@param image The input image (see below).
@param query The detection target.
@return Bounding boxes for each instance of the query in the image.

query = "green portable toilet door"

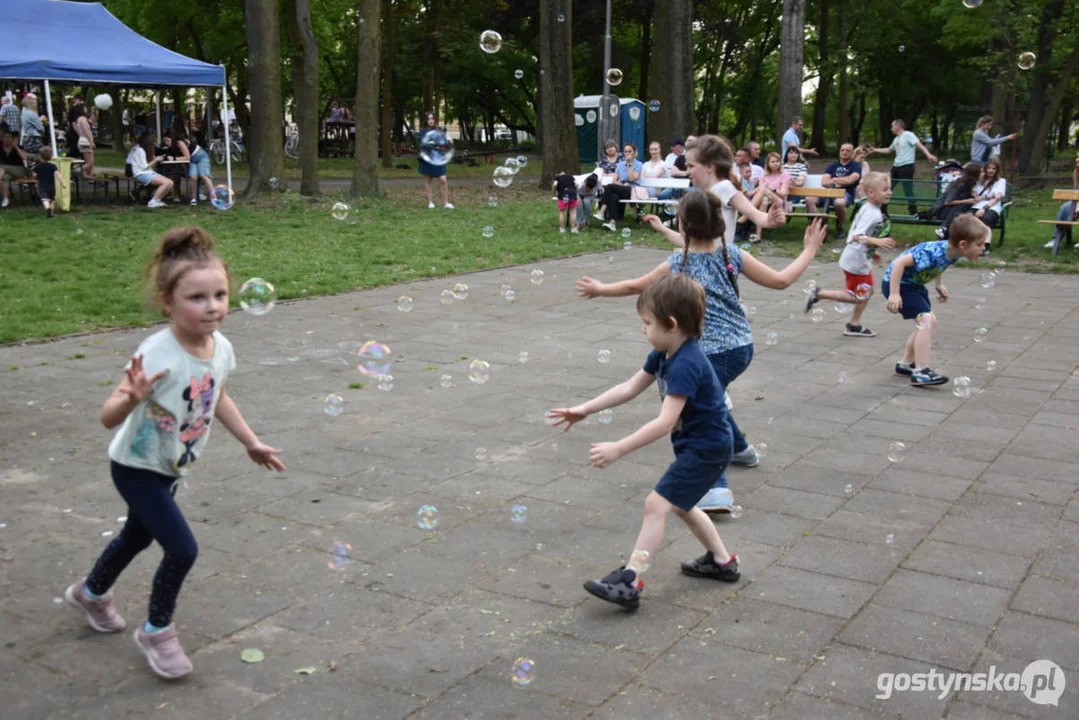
[576,106,598,164]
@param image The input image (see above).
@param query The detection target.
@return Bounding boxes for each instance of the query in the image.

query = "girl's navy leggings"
[85,461,199,628]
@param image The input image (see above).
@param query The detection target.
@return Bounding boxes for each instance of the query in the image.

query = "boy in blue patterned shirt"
[883,214,990,386]
[549,274,740,610]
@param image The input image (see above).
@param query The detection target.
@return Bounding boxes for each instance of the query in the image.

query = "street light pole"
[597,0,616,164]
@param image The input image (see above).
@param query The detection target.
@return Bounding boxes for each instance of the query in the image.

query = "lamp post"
[596,0,617,164]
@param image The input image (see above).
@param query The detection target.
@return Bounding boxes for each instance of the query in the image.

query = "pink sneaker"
[64,581,126,633]
[134,625,193,679]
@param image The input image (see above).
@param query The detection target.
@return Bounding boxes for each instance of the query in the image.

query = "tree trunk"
[285,0,321,196]
[836,0,848,145]
[1057,96,1073,151]
[651,0,694,148]
[1018,0,1065,174]
[380,0,396,169]
[1022,41,1079,174]
[809,0,830,152]
[637,1,654,109]
[242,0,285,199]
[423,0,440,113]
[351,0,382,197]
[778,0,806,149]
[538,0,577,187]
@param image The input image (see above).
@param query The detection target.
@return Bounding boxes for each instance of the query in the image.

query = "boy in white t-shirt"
[805,172,896,337]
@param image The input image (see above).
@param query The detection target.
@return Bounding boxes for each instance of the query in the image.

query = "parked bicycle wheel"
[210,140,226,165]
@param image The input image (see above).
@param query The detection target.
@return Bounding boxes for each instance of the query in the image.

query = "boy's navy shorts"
[882,279,931,321]
[655,447,731,512]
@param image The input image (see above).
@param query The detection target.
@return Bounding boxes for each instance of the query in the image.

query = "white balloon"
[94,94,113,110]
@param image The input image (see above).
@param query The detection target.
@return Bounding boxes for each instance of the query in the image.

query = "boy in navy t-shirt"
[884,214,989,387]
[549,274,740,610]
[32,145,66,219]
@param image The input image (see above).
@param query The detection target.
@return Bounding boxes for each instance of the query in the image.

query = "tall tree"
[809,0,831,152]
[380,0,396,169]
[538,0,577,186]
[351,0,382,197]
[651,0,695,144]
[285,0,320,195]
[243,0,285,198]
[777,0,806,148]
[836,0,849,144]
[1017,0,1077,174]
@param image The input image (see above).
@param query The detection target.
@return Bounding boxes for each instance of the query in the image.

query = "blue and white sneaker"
[697,487,735,514]
[731,445,760,467]
[895,361,915,376]
[911,367,948,387]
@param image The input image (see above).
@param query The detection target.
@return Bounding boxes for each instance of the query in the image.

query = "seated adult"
[931,161,981,239]
[822,142,863,238]
[19,94,45,155]
[600,142,642,232]
[781,145,818,215]
[972,158,1007,255]
[160,130,191,202]
[734,146,764,183]
[0,130,30,208]
[127,132,173,208]
[593,140,621,220]
[747,152,790,238]
[1045,151,1079,250]
[663,137,689,178]
[641,141,673,199]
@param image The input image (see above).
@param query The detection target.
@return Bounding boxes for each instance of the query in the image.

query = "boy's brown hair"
[948,214,990,247]
[636,274,706,339]
[39,145,53,161]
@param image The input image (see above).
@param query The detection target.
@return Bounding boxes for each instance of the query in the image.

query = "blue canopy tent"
[0,0,233,192]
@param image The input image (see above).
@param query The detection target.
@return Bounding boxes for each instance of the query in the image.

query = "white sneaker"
[571,226,579,234]
[428,202,436,209]
[559,227,566,233]
[1,197,8,208]
[444,203,455,209]
[603,221,617,232]
[147,199,165,208]
[1044,240,1056,248]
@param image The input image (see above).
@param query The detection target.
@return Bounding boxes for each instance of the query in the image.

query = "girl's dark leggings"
[85,461,199,628]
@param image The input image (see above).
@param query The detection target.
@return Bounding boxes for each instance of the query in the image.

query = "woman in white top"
[646,134,783,246]
[641,141,670,198]
[782,145,818,215]
[127,132,173,207]
[972,157,1006,237]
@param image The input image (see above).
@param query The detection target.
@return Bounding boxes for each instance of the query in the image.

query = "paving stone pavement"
[2,249,1078,719]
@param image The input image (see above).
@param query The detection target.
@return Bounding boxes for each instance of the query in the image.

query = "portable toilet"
[573,95,647,164]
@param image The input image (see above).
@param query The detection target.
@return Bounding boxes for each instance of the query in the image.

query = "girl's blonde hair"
[686,134,735,184]
[146,226,230,313]
[764,151,782,173]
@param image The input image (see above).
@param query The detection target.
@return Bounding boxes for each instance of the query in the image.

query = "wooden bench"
[619,177,691,214]
[1037,189,1079,256]
[788,175,842,221]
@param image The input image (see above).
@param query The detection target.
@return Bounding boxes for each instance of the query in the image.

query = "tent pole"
[220,77,233,198]
[155,92,162,139]
[43,79,57,156]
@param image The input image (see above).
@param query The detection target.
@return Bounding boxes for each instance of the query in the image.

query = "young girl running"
[577,191,826,513]
[64,227,286,680]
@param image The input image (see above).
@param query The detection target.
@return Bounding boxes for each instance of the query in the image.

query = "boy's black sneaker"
[583,567,641,609]
[895,361,915,376]
[843,324,876,337]
[804,287,821,314]
[680,552,740,582]
[911,368,947,387]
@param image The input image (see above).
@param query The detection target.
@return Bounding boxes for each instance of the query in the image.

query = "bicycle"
[284,122,299,160]
[209,123,245,165]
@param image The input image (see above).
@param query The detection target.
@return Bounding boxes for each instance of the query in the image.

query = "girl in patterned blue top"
[577,190,826,513]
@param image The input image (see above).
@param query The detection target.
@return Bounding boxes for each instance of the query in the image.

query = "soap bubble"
[623,241,632,250]
[453,283,469,300]
[396,296,413,312]
[962,0,983,7]
[488,196,499,207]
[606,68,624,86]
[331,202,350,221]
[510,504,527,524]
[475,447,488,461]
[377,374,394,392]
[1017,52,1036,71]
[765,332,778,346]
[986,360,997,372]
[598,409,613,424]
[516,156,528,168]
[469,359,491,384]
[844,484,853,494]
[479,30,503,54]
[885,533,895,545]
[327,540,351,570]
[649,100,661,113]
[887,441,906,463]
[597,349,611,364]
[482,226,494,238]
[898,45,905,53]
[973,327,988,343]
[980,271,996,288]
[440,374,453,388]
[324,393,344,417]
[953,376,972,398]
[419,130,454,166]
[514,69,524,80]
[629,549,652,572]
[493,166,515,188]
[754,443,767,458]
[838,371,848,384]
[729,504,743,519]
[804,280,818,295]
[501,283,513,294]
[557,13,565,22]
[518,351,529,364]
[915,312,934,330]
[239,278,277,316]
[854,283,872,301]
[544,411,560,425]
[441,289,457,305]
[416,504,439,530]
[211,185,234,211]
[975,297,986,310]
[511,657,536,687]
[268,177,278,190]
[834,303,853,315]
[995,260,1006,273]
[811,308,825,323]
[530,269,544,285]
[357,341,392,377]
[621,227,631,239]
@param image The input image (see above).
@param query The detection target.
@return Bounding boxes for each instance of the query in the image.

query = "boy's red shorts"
[844,270,874,296]
[557,199,579,211]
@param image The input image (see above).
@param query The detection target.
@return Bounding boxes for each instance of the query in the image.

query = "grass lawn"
[0,183,1072,345]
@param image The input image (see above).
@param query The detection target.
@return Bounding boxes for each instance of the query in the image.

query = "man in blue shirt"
[869,118,937,216]
[822,142,863,238]
[781,116,818,162]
